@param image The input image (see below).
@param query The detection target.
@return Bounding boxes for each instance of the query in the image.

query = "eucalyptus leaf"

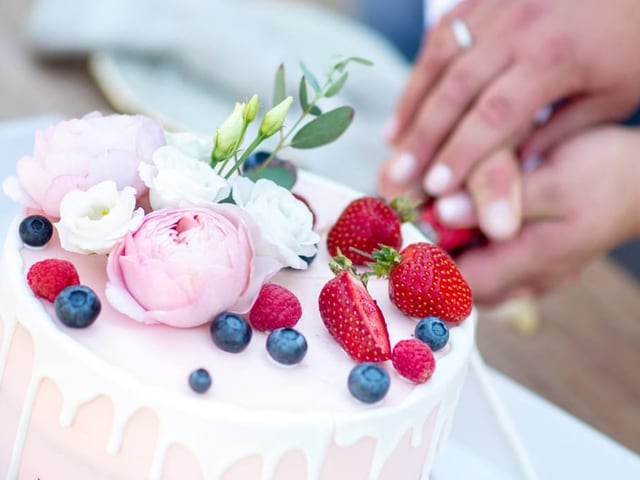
[325,72,348,98]
[332,56,374,72]
[299,62,320,92]
[309,105,322,116]
[299,76,310,111]
[273,64,286,107]
[290,106,354,149]
[245,161,297,189]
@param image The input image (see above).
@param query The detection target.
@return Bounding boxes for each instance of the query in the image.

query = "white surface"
[2,116,640,479]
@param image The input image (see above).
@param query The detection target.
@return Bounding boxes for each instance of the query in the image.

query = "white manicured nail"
[437,193,473,223]
[424,164,452,195]
[483,200,517,239]
[388,152,416,184]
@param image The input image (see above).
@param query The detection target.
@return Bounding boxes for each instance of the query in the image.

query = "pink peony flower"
[105,205,283,328]
[2,112,165,218]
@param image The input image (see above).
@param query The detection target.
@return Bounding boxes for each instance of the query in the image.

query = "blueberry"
[299,244,318,266]
[243,151,273,171]
[415,316,449,351]
[347,363,390,404]
[210,312,252,353]
[54,285,101,328]
[266,327,308,365]
[19,215,53,247]
[188,368,212,393]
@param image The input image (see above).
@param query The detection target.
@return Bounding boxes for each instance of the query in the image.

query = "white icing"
[0,171,476,479]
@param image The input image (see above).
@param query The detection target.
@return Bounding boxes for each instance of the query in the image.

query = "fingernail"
[387,152,416,184]
[437,193,473,223]
[424,164,452,195]
[383,117,399,141]
[483,200,517,239]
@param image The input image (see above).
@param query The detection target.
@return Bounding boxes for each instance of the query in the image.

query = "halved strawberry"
[371,242,472,324]
[318,255,391,362]
[326,196,416,265]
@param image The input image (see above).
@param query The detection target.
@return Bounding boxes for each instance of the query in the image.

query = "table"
[3,0,640,462]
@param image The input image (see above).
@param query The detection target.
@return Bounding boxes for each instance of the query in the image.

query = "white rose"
[232,176,319,269]
[55,181,144,255]
[139,144,230,210]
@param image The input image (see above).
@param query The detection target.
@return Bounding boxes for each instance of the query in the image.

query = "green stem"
[225,134,266,179]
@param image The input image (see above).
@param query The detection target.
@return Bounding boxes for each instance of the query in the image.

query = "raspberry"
[27,259,80,302]
[391,339,436,384]
[249,283,302,332]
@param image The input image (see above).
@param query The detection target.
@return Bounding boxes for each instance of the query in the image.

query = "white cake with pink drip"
[0,68,476,479]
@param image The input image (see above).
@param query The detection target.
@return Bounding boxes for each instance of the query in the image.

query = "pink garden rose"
[105,204,282,328]
[2,112,165,218]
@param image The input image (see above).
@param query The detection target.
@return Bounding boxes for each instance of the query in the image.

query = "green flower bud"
[243,94,260,123]
[259,96,293,138]
[212,102,245,162]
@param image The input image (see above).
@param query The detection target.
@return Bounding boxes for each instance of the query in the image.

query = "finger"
[394,40,512,175]
[455,223,555,302]
[422,58,581,196]
[466,148,522,240]
[520,93,636,158]
[519,158,568,221]
[384,0,485,143]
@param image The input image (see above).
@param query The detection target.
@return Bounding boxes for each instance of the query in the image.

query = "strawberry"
[392,339,436,384]
[416,201,485,255]
[249,283,302,332]
[318,255,391,362]
[371,242,472,324]
[326,196,417,265]
[27,258,80,302]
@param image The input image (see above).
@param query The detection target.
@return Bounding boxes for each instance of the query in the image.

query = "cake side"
[0,170,476,479]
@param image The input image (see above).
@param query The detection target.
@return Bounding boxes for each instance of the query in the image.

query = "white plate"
[87,4,411,195]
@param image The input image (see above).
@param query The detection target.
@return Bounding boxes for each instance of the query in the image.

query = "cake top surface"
[1,58,474,416]
[7,170,475,415]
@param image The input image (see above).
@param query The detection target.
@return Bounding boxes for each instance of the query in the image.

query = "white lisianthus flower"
[139,144,230,210]
[55,181,144,255]
[232,176,319,269]
[164,131,212,163]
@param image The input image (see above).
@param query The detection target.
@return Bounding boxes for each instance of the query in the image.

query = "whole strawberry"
[327,196,416,265]
[318,255,391,362]
[372,242,472,324]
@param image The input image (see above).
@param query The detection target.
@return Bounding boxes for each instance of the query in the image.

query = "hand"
[378,0,640,202]
[452,126,640,306]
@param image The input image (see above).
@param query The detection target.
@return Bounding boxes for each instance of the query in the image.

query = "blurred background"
[1,0,639,460]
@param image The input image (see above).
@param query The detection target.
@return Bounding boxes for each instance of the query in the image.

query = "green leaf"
[299,76,310,111]
[290,106,354,149]
[325,71,348,98]
[299,62,320,93]
[245,161,297,190]
[309,105,322,116]
[273,64,286,107]
[300,77,323,116]
[331,56,374,72]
